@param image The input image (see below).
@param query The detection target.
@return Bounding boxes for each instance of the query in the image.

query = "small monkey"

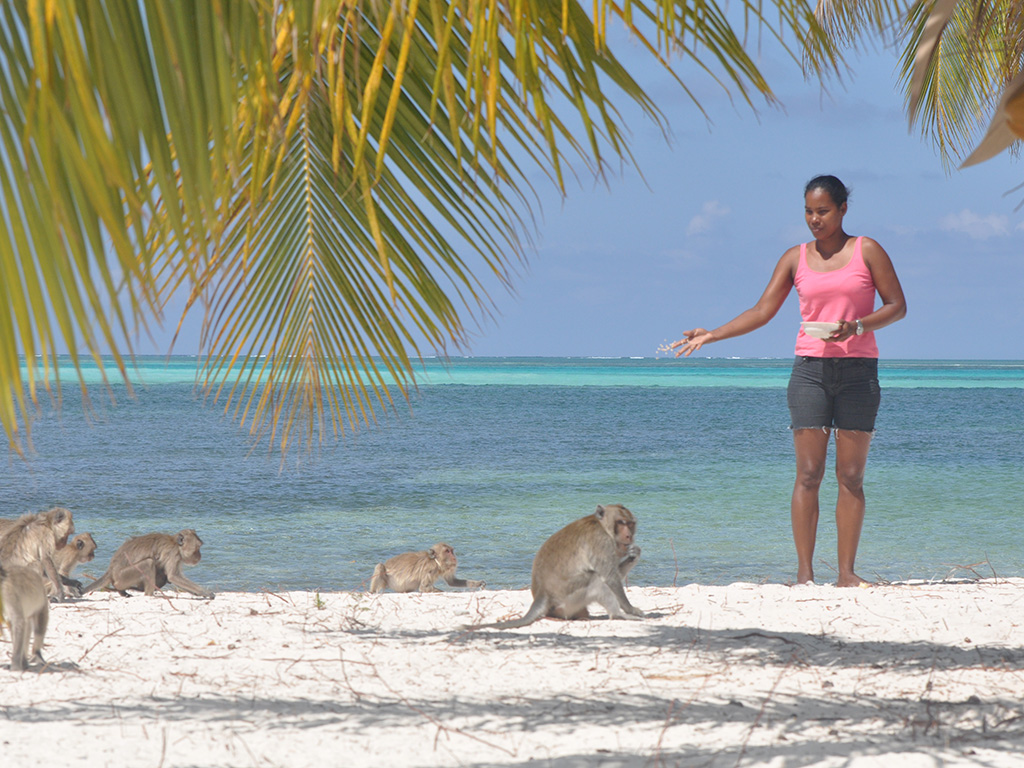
[370,543,485,593]
[470,504,644,630]
[49,532,98,598]
[83,529,214,599]
[0,565,50,671]
[0,507,74,602]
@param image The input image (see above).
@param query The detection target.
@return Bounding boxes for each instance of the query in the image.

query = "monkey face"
[433,543,458,570]
[75,535,97,562]
[178,530,204,565]
[613,517,635,555]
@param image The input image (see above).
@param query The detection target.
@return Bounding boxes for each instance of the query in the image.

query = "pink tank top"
[794,236,879,358]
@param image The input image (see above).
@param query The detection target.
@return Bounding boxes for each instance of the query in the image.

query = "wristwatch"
[855,319,864,336]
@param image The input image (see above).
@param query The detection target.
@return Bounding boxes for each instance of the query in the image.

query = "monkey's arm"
[618,545,641,578]
[41,554,65,602]
[168,570,215,598]
[605,572,645,618]
[60,574,84,597]
[443,574,485,589]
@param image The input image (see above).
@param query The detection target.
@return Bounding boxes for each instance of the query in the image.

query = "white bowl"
[801,321,841,339]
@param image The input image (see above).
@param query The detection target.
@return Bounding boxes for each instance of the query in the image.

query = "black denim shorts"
[787,356,881,432]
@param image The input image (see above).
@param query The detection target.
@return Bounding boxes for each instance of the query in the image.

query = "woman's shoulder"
[775,243,802,275]
[780,242,803,262]
[856,236,892,262]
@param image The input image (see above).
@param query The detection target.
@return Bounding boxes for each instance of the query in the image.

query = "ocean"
[5,357,1023,592]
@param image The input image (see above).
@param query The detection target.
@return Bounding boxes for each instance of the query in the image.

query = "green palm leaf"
[814,0,1024,167]
[4,0,841,456]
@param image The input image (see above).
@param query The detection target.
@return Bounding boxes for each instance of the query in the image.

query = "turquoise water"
[6,357,1024,592]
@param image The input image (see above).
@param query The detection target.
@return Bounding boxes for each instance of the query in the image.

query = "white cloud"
[687,200,730,236]
[939,209,1012,240]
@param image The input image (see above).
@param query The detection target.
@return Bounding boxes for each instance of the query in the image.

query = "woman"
[671,175,906,587]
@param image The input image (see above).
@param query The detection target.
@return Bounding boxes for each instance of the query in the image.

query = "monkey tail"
[464,596,549,631]
[369,564,387,593]
[81,570,113,595]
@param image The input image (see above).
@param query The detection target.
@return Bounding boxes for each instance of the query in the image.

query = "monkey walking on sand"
[467,504,644,630]
[83,530,214,599]
[370,543,485,593]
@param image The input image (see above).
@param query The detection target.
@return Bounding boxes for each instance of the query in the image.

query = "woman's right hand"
[670,328,714,357]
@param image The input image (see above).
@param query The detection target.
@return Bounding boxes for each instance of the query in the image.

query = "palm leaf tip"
[961,68,1024,168]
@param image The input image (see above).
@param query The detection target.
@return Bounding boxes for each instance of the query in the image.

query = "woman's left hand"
[827,319,858,342]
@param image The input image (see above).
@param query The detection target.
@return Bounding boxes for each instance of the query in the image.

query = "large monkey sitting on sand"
[469,504,643,629]
[83,530,214,599]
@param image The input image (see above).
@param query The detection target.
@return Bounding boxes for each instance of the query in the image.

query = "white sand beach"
[3,580,1024,767]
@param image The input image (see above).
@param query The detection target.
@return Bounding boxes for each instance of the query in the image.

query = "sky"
[156,25,1024,362]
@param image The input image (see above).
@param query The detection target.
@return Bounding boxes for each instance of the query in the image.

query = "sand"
[3,579,1024,767]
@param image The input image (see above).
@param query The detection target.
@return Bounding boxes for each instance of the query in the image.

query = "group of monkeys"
[0,506,213,671]
[1,501,642,671]
[371,503,645,630]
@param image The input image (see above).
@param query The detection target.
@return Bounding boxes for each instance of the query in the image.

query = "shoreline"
[3,580,1024,767]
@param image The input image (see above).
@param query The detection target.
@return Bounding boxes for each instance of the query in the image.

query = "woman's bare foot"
[837,572,870,588]
[797,565,814,585]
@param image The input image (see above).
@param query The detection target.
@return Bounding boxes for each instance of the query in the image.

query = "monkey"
[468,504,644,630]
[0,507,74,542]
[370,542,485,593]
[82,529,214,599]
[48,533,98,598]
[0,565,50,671]
[0,507,74,602]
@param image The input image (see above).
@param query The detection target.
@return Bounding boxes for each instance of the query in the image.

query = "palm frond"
[813,0,913,46]
[815,0,1024,166]
[898,0,1024,166]
[4,0,848,456]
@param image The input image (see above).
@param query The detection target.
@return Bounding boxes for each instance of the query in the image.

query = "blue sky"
[156,31,1023,362]
[450,40,1024,361]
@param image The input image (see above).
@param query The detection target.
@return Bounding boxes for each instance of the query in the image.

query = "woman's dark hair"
[804,175,850,206]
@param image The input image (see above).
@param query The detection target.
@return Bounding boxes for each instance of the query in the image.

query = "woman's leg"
[833,429,873,587]
[791,427,830,584]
